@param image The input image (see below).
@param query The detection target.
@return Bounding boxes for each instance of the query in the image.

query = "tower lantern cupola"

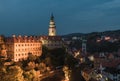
[48,14,56,36]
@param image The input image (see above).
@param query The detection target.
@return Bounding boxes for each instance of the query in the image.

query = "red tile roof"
[5,35,41,43]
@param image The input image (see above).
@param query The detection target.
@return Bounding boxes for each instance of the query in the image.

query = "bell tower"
[48,14,56,36]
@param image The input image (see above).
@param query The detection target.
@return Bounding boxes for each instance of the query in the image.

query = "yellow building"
[6,35,42,62]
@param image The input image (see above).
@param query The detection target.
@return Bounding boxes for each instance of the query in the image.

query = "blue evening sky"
[0,0,120,36]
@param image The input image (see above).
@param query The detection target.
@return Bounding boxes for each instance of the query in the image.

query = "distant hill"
[62,29,120,39]
[62,33,84,38]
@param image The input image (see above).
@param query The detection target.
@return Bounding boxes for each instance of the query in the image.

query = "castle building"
[6,35,42,62]
[40,14,63,49]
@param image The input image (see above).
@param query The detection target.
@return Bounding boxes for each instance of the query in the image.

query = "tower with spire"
[48,14,56,36]
[40,13,63,49]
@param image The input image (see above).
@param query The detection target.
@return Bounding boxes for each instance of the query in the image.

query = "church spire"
[50,13,54,20]
[48,13,56,36]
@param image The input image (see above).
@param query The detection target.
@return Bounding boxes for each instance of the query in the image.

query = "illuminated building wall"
[48,14,56,36]
[40,36,63,49]
[6,35,42,62]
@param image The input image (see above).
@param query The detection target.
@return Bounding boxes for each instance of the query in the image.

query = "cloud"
[96,0,120,9]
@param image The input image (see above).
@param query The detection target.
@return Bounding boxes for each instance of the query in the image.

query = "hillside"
[62,29,120,39]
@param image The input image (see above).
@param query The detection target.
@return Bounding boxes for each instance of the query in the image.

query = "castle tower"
[48,14,56,36]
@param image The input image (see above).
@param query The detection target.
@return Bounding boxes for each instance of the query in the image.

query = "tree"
[45,57,52,67]
[41,45,49,59]
[25,61,36,71]
[0,58,5,67]
[28,53,37,61]
[3,65,24,81]
[49,48,66,67]
[37,62,47,74]
[0,66,7,80]
[24,69,38,81]
[64,54,78,68]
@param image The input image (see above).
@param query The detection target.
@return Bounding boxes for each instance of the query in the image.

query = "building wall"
[6,35,42,62]
[41,40,63,49]
[40,36,63,49]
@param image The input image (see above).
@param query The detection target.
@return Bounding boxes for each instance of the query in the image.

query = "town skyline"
[0,0,120,36]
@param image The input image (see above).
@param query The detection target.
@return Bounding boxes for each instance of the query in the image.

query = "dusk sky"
[0,0,120,36]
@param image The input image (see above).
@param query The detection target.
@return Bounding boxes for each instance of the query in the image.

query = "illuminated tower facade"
[48,14,56,36]
[40,14,63,49]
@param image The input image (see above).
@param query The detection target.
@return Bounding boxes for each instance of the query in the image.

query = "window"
[16,59,18,61]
